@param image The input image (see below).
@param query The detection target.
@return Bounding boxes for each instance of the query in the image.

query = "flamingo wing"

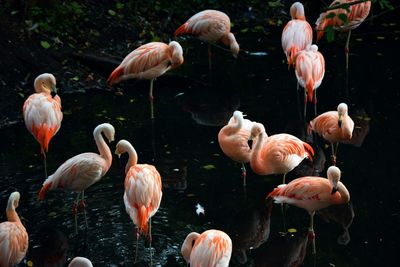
[124,164,162,233]
[311,111,339,140]
[282,20,312,65]
[23,93,63,152]
[0,222,28,267]
[44,153,107,191]
[191,230,232,267]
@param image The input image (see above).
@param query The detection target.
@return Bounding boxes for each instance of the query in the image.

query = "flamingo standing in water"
[309,103,354,165]
[0,192,29,267]
[315,0,371,70]
[23,73,63,179]
[281,2,313,68]
[218,110,255,186]
[107,41,184,119]
[68,257,93,267]
[174,9,240,69]
[250,122,314,184]
[295,44,325,118]
[181,229,232,267]
[115,139,162,265]
[38,123,115,234]
[268,165,350,255]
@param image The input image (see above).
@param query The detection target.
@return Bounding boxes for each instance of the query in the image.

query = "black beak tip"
[51,91,57,97]
[338,121,342,128]
[331,187,338,194]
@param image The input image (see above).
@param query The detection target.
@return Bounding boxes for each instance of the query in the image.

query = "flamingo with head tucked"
[268,165,350,255]
[309,103,354,165]
[218,110,255,186]
[174,9,239,69]
[115,139,162,265]
[68,257,93,267]
[281,2,313,68]
[181,229,232,267]
[0,192,29,267]
[23,73,63,179]
[107,41,184,119]
[295,44,325,118]
[38,123,115,234]
[315,0,371,70]
[250,122,314,184]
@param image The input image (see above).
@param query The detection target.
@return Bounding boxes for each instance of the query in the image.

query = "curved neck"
[181,232,200,263]
[337,182,350,203]
[124,144,138,174]
[6,203,21,224]
[94,127,112,169]
[251,129,268,170]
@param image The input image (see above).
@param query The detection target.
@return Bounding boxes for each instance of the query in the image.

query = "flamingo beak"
[331,186,338,194]
[338,114,343,128]
[51,86,58,97]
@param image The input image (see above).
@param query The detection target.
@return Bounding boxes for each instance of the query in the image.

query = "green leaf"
[116,2,124,9]
[338,13,348,24]
[202,164,216,170]
[40,41,51,49]
[108,9,116,16]
[70,76,79,81]
[326,12,336,19]
[116,116,126,121]
[326,25,335,42]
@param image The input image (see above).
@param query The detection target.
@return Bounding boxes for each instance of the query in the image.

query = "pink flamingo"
[181,229,232,267]
[68,257,93,267]
[23,73,63,179]
[250,122,314,184]
[38,123,115,234]
[0,192,29,267]
[295,44,325,117]
[268,165,350,255]
[218,110,255,186]
[115,139,162,265]
[309,103,354,165]
[174,9,240,69]
[315,0,371,70]
[107,41,184,119]
[281,2,313,68]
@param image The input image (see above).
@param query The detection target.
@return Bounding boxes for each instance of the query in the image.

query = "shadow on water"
[0,9,399,267]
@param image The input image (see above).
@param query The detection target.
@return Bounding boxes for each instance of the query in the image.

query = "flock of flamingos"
[0,0,372,266]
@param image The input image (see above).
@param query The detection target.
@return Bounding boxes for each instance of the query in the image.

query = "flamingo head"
[169,41,184,68]
[114,139,130,158]
[250,122,266,140]
[327,166,341,194]
[337,103,348,128]
[7,191,20,210]
[94,123,115,143]
[290,2,306,20]
[181,232,200,264]
[34,73,57,95]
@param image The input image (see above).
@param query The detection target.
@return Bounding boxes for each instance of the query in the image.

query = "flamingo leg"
[73,192,81,234]
[241,162,247,187]
[81,191,88,230]
[334,142,339,163]
[313,89,317,116]
[134,226,139,263]
[309,211,316,255]
[149,217,153,266]
[282,173,287,184]
[149,79,155,120]
[208,43,212,71]
[345,30,352,71]
[303,89,307,120]
[331,143,336,165]
[42,151,48,180]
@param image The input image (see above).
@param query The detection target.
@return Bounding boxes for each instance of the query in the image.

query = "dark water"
[1,12,399,267]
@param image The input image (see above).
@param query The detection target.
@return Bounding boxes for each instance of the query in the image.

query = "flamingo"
[308,103,354,165]
[181,229,232,267]
[294,44,325,118]
[250,122,314,184]
[0,192,29,267]
[174,9,240,69]
[23,73,63,180]
[114,139,162,265]
[315,0,371,70]
[268,165,350,255]
[281,2,313,68]
[217,110,255,186]
[38,123,115,234]
[107,41,184,119]
[68,257,93,267]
